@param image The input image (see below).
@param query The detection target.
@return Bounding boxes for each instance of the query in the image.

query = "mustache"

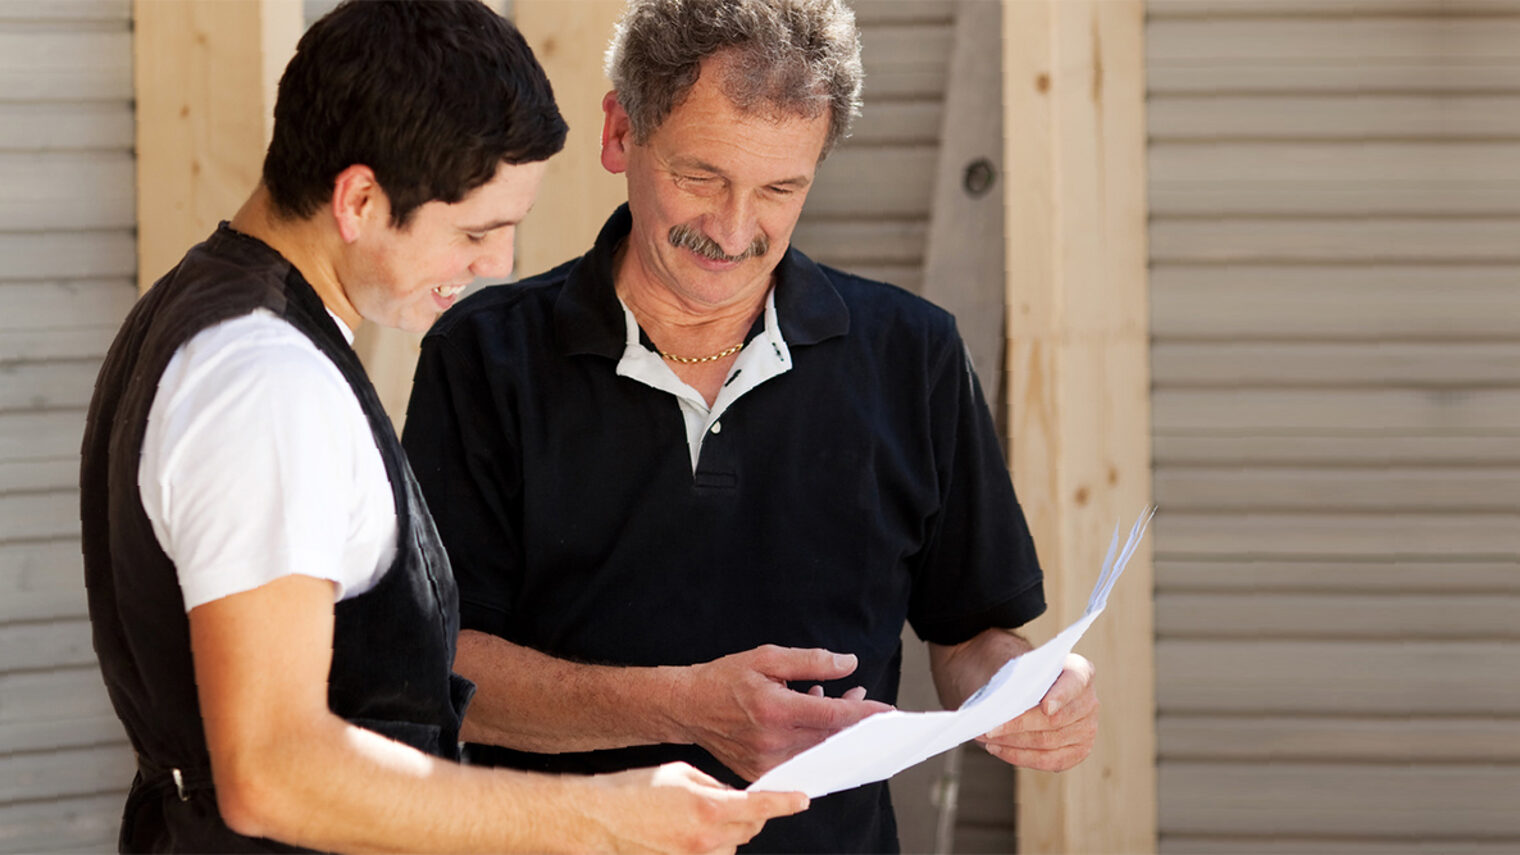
[668,224,769,263]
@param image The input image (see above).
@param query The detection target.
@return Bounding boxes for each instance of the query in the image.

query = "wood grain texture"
[132,0,301,293]
[1004,0,1156,851]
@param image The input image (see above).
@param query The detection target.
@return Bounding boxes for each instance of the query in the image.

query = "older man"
[403,1,1098,851]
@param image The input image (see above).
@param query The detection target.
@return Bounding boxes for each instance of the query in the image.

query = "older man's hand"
[976,653,1098,771]
[678,645,894,782]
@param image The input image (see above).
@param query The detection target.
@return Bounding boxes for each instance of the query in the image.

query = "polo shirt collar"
[554,204,850,358]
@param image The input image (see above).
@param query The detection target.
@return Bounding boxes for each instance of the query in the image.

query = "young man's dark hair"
[263,0,568,227]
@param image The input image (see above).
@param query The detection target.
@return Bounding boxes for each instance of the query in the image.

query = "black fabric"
[80,224,471,853]
[403,206,1044,854]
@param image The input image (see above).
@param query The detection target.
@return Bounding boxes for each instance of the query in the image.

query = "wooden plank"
[0,152,134,230]
[1148,142,1520,217]
[1155,511,1520,559]
[797,261,922,292]
[1153,342,1520,388]
[1157,639,1520,714]
[0,103,134,151]
[1153,142,1520,185]
[790,218,928,265]
[0,280,137,331]
[0,329,118,362]
[1163,836,1520,855]
[0,743,137,805]
[1004,0,1155,851]
[1158,762,1520,838]
[954,745,1016,828]
[807,145,938,218]
[921,0,1006,412]
[1148,0,1520,16]
[954,825,1020,855]
[1158,715,1520,763]
[134,0,303,293]
[0,459,80,494]
[849,0,955,26]
[0,792,126,855]
[0,620,97,672]
[0,359,102,412]
[1151,265,1520,340]
[0,491,81,543]
[1153,434,1520,467]
[1154,388,1520,433]
[512,0,629,281]
[1146,19,1520,94]
[0,713,125,757]
[848,99,942,146]
[1156,591,1520,640]
[0,667,117,724]
[1155,465,1520,512]
[0,31,130,101]
[0,411,88,463]
[0,540,88,623]
[1148,94,1520,140]
[0,232,135,281]
[857,22,952,100]
[1147,18,1509,65]
[1150,218,1520,264]
[1152,178,1520,218]
[0,1,129,21]
[1156,558,1520,594]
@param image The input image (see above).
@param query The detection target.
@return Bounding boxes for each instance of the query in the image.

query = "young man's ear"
[600,91,633,175]
[330,164,387,243]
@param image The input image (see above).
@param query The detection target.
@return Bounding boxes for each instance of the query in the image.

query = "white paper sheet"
[748,507,1154,798]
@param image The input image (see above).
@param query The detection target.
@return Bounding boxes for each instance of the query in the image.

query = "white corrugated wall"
[1148,1,1520,851]
[0,0,138,851]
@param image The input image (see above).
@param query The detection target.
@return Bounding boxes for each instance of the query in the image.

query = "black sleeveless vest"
[80,225,473,853]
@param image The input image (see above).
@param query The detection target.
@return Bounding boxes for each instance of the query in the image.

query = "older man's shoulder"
[813,260,958,335]
[425,258,574,340]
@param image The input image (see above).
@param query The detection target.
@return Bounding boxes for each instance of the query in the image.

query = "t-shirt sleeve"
[139,318,357,611]
[905,328,1046,646]
[403,329,523,639]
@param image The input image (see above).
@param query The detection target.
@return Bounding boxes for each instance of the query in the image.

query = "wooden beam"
[1002,0,1156,852]
[133,0,301,292]
[512,0,628,278]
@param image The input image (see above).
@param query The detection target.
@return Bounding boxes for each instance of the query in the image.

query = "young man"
[80,2,804,851]
[404,1,1099,852]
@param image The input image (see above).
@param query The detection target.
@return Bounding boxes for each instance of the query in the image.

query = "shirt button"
[710,421,722,435]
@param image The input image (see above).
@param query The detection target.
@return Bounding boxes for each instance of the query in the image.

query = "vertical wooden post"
[1002,1,1156,853]
[133,0,301,293]
[512,0,629,278]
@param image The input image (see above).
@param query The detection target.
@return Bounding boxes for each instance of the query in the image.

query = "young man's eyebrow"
[459,218,519,233]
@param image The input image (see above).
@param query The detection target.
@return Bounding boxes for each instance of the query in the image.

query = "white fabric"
[615,289,793,471]
[138,309,397,612]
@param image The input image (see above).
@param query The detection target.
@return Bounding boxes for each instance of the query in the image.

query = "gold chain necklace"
[659,341,745,364]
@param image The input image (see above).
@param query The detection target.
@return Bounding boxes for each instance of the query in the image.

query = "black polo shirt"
[403,206,1045,854]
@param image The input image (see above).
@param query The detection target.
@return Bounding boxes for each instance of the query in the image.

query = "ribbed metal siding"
[0,0,137,851]
[1148,2,1520,851]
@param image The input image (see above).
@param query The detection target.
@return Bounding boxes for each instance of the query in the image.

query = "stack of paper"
[749,507,1155,798]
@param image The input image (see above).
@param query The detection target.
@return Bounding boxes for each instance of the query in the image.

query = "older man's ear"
[601,90,633,175]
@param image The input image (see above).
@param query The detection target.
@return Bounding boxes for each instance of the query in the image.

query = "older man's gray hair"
[605,0,864,158]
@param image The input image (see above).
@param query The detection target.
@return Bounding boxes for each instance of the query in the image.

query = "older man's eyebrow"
[673,156,812,189]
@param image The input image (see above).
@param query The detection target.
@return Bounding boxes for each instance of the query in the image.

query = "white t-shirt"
[138,309,398,612]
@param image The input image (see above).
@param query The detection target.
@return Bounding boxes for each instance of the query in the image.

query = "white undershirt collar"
[615,289,792,472]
